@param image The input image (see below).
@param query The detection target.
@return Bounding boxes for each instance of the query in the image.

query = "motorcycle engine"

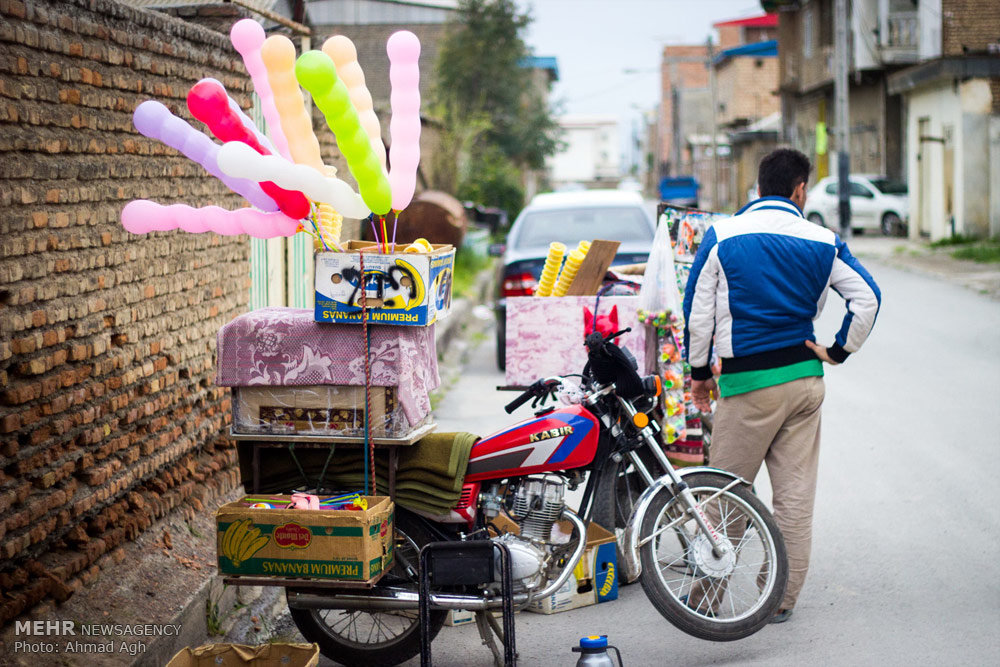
[488,476,566,592]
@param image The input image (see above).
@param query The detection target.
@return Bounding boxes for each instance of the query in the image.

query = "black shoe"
[770,608,793,624]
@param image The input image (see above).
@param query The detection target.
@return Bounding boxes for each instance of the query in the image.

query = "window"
[849,181,874,198]
[514,207,653,249]
[868,178,907,195]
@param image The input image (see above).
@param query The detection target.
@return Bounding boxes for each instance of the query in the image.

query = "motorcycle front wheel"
[288,514,447,666]
[638,472,788,641]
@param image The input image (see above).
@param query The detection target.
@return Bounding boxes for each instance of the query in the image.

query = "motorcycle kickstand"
[474,610,517,667]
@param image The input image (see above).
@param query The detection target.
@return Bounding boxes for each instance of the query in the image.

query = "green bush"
[458,145,525,223]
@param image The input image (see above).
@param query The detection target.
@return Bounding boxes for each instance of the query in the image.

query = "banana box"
[216,496,394,583]
[314,241,455,326]
[527,521,618,614]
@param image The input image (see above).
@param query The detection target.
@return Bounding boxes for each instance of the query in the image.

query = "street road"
[395,256,1000,666]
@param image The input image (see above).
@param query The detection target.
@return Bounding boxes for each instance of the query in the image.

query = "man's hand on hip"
[691,378,717,413]
[805,340,840,365]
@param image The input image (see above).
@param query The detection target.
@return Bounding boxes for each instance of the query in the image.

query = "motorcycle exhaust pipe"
[287,587,529,612]
[288,510,588,612]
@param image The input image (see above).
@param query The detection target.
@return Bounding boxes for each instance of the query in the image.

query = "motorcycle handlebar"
[504,390,534,414]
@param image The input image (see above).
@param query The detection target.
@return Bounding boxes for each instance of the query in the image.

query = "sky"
[515,0,765,166]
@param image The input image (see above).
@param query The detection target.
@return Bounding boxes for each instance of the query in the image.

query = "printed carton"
[216,495,394,583]
[314,241,455,326]
[526,520,618,614]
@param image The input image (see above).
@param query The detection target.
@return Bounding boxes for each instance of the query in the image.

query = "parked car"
[491,190,656,370]
[803,175,909,236]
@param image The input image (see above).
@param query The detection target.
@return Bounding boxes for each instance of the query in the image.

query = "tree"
[429,0,562,215]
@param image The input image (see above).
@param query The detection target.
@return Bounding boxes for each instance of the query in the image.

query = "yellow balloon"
[260,35,324,171]
[322,35,387,169]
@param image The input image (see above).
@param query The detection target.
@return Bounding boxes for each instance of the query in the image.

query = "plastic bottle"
[572,635,623,666]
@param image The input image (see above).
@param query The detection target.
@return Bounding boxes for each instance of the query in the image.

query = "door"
[848,180,879,229]
[917,117,933,237]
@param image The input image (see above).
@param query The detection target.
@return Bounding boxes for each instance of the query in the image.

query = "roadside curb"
[853,239,1000,301]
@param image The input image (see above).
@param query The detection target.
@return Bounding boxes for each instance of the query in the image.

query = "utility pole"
[707,37,719,211]
[834,0,851,237]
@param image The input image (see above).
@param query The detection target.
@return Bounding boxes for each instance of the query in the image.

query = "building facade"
[887,0,1000,240]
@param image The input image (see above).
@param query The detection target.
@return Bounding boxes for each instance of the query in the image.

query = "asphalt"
[1,235,996,666]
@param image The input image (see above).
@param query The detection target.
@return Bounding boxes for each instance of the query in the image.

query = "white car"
[803,175,909,236]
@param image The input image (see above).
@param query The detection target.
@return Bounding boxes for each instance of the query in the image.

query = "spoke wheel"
[638,473,787,641]
[287,515,446,666]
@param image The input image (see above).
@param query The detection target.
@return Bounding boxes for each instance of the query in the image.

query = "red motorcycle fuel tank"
[464,404,600,482]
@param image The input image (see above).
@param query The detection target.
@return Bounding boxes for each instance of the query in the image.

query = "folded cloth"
[270,432,480,516]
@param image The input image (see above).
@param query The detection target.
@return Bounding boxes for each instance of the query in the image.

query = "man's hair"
[757,148,812,198]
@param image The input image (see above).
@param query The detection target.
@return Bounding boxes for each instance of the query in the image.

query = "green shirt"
[717,359,824,397]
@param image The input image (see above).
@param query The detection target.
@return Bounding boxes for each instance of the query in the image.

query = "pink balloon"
[121,200,301,238]
[387,31,421,211]
[230,19,292,160]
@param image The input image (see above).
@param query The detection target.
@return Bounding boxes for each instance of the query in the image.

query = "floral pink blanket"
[504,296,645,386]
[216,307,439,426]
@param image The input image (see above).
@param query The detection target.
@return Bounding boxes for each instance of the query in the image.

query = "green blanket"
[241,432,479,515]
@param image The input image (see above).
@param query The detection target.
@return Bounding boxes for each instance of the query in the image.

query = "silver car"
[491,189,656,370]
[803,175,909,236]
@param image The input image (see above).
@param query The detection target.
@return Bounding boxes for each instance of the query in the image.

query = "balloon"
[260,35,324,171]
[322,35,386,168]
[202,76,278,156]
[132,100,278,212]
[217,141,370,219]
[295,50,392,216]
[121,200,300,238]
[230,19,292,160]
[386,30,421,211]
[187,79,310,220]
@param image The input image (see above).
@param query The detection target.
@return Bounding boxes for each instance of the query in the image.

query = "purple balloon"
[132,101,279,212]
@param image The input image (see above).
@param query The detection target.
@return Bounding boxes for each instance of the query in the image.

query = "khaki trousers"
[710,375,825,610]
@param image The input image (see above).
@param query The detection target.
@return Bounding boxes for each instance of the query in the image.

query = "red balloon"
[187,80,310,219]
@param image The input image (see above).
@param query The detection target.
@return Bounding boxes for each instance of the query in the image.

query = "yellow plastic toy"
[534,242,566,296]
[553,249,586,297]
[403,237,433,253]
[316,203,342,250]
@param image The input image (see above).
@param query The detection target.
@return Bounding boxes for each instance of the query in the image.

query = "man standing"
[683,148,881,622]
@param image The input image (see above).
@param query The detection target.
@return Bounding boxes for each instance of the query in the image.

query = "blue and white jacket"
[682,196,881,390]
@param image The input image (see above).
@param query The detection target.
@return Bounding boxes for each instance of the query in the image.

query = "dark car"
[492,189,656,370]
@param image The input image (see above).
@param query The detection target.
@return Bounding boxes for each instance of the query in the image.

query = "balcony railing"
[881,10,920,64]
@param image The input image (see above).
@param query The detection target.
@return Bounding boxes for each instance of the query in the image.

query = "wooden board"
[565,239,621,296]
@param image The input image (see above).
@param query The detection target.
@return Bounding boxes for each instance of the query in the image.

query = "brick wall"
[942,0,1000,56]
[0,0,255,625]
[659,44,709,173]
[716,56,780,127]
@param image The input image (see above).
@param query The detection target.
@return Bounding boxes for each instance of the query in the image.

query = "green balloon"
[295,50,391,215]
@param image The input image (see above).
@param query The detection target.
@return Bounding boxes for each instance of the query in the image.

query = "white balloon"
[216,141,370,219]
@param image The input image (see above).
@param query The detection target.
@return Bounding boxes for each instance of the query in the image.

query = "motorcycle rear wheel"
[287,515,446,666]
[638,472,787,641]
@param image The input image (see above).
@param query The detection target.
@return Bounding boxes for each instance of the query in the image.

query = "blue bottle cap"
[580,635,608,649]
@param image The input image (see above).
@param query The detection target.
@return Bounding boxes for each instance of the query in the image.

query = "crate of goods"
[216,495,394,583]
[314,241,456,326]
[527,520,618,614]
[217,307,439,439]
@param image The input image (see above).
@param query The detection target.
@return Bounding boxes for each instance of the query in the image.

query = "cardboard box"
[527,521,618,614]
[314,241,455,326]
[166,643,319,667]
[232,385,408,437]
[216,496,394,583]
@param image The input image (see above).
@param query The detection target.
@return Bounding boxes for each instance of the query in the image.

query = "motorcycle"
[285,329,788,665]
